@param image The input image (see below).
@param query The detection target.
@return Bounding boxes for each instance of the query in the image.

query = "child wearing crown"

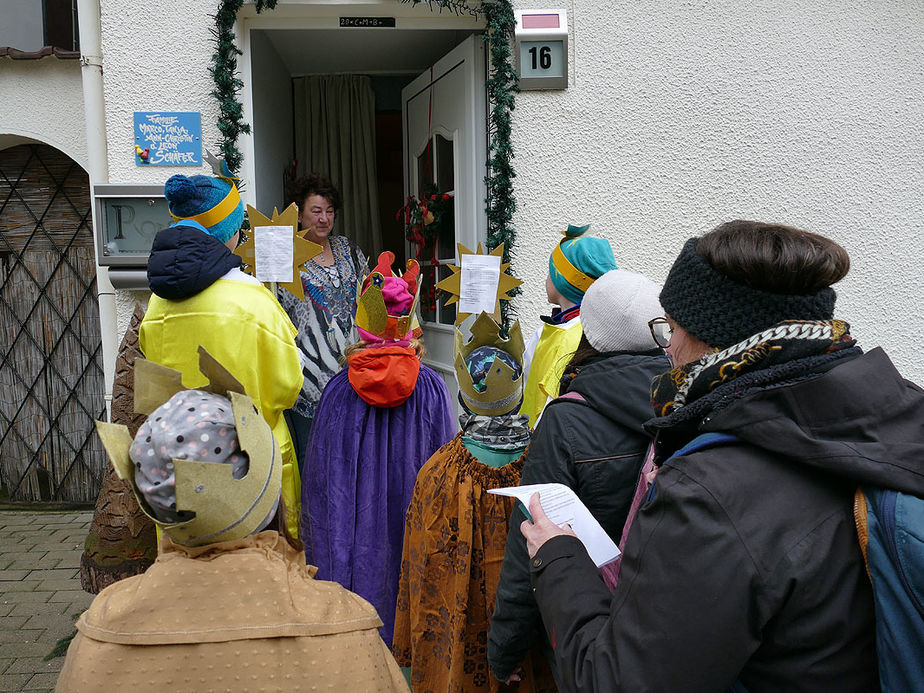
[392,312,556,693]
[520,224,617,427]
[300,251,455,648]
[59,351,408,692]
[391,247,555,692]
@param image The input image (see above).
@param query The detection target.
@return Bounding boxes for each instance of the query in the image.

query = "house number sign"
[514,10,568,90]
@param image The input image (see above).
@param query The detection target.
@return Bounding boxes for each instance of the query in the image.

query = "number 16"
[529,45,552,70]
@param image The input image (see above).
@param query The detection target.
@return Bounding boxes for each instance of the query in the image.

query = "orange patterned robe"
[393,435,556,693]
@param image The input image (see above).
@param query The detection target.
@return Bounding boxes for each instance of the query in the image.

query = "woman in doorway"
[278,173,369,470]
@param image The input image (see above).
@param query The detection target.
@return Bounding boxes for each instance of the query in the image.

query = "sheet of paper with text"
[254,225,294,283]
[458,253,501,314]
[489,483,621,567]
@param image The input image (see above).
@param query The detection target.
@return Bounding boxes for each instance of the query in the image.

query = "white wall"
[99,0,227,331]
[250,29,294,213]
[509,0,924,383]
[99,0,221,186]
[89,0,924,382]
[0,58,88,170]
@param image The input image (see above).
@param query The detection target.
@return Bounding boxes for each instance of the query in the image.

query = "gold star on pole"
[435,243,522,324]
[234,203,322,301]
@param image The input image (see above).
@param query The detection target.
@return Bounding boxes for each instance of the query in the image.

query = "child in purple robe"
[300,251,455,646]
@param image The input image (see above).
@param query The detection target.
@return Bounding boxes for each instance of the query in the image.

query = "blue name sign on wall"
[133,111,202,166]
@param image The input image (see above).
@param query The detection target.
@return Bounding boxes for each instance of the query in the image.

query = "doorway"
[243,8,488,391]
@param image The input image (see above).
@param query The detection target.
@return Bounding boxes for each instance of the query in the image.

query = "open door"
[402,34,487,399]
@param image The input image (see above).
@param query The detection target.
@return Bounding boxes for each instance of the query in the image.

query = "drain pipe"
[77,0,118,419]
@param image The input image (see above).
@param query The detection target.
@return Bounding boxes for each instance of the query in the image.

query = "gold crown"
[455,312,525,416]
[94,348,281,547]
[234,203,322,301]
[354,252,421,340]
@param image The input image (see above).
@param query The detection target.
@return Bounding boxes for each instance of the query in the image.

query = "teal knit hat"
[548,224,618,304]
[164,174,244,244]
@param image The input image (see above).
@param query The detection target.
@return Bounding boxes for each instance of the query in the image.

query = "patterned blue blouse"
[277,235,368,418]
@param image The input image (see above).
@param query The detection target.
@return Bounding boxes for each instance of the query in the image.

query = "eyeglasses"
[648,317,673,348]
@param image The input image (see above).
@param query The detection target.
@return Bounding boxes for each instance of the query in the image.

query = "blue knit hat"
[164,174,244,244]
[548,224,618,304]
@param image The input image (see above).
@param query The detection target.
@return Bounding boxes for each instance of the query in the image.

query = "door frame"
[401,34,487,385]
[237,2,485,214]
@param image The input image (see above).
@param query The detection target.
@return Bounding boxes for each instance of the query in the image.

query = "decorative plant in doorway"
[398,185,454,311]
[403,0,520,328]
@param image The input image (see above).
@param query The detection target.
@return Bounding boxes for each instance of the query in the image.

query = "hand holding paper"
[521,493,578,558]
[489,483,621,567]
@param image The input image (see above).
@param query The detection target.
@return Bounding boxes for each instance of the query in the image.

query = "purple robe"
[301,364,455,645]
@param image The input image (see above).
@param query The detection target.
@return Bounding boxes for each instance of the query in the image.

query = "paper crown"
[355,251,421,341]
[94,347,281,547]
[234,203,322,301]
[455,312,525,416]
[435,243,522,325]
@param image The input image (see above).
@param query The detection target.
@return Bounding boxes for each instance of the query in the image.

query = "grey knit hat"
[581,269,663,353]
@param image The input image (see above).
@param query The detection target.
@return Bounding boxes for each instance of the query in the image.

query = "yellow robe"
[139,278,303,537]
[520,318,583,428]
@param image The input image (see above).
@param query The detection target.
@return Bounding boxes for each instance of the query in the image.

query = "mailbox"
[93,184,172,289]
[93,184,171,267]
[514,9,568,90]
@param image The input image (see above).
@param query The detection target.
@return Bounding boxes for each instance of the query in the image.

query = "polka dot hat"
[130,389,248,523]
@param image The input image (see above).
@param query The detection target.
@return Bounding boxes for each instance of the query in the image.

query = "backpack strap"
[666,432,740,462]
[644,432,740,505]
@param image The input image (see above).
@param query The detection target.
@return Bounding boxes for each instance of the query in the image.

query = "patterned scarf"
[459,413,532,451]
[651,319,856,418]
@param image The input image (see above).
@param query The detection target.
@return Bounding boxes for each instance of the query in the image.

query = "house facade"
[2,0,923,499]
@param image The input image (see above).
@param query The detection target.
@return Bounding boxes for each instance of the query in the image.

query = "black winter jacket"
[147,223,242,300]
[530,347,924,692]
[487,349,668,683]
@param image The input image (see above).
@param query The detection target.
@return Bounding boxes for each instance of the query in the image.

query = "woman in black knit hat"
[516,220,924,692]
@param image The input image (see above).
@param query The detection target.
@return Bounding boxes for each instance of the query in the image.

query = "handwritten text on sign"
[133,112,202,166]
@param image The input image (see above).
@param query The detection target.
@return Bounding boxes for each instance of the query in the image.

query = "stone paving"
[0,510,94,692]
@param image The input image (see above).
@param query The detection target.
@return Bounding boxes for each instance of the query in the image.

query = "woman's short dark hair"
[290,172,342,211]
[562,334,599,379]
[696,220,850,294]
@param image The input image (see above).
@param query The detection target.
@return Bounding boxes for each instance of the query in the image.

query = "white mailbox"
[514,9,568,90]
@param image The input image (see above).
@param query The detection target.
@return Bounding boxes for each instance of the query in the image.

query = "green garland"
[481,0,519,328]
[211,0,518,326]
[210,0,278,174]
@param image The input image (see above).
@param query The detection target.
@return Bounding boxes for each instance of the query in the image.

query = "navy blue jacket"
[147,222,242,300]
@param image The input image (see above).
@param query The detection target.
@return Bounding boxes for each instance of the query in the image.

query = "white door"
[402,34,487,400]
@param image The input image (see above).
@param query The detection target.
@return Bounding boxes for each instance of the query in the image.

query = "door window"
[417,133,456,325]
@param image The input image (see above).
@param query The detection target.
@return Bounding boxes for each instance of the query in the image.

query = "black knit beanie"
[659,238,837,349]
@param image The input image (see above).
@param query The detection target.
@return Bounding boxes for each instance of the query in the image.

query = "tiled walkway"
[0,510,93,692]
